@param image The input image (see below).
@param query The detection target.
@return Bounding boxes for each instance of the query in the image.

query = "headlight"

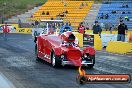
[84,54,87,58]
[61,55,65,58]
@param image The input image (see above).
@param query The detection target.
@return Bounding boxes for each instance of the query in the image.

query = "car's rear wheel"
[87,55,95,68]
[35,44,41,61]
[51,51,61,68]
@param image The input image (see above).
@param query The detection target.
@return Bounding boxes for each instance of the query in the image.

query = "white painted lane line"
[0,73,16,88]
[127,56,132,58]
[119,55,124,56]
[115,54,119,55]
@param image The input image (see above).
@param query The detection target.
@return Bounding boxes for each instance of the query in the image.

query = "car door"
[43,37,52,59]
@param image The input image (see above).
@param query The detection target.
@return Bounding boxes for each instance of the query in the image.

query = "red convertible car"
[35,31,95,68]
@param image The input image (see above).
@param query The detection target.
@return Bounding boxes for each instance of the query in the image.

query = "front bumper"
[61,60,93,66]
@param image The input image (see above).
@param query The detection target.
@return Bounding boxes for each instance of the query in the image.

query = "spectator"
[110,25,114,34]
[108,22,112,30]
[92,21,102,37]
[68,21,71,26]
[35,20,39,28]
[49,23,55,30]
[79,2,84,9]
[122,3,128,8]
[105,22,109,31]
[42,11,45,15]
[79,5,82,9]
[60,22,73,34]
[52,23,56,30]
[78,23,85,34]
[2,23,10,40]
[119,16,123,22]
[81,2,84,7]
[30,15,33,18]
[85,23,89,30]
[100,22,105,30]
[59,13,65,17]
[48,27,54,35]
[112,10,116,14]
[122,3,125,8]
[18,18,21,28]
[108,23,113,34]
[31,23,34,27]
[122,11,125,14]
[85,3,88,6]
[125,16,129,21]
[100,13,104,19]
[105,13,109,19]
[51,17,54,20]
[46,11,49,15]
[58,23,61,29]
[126,4,128,8]
[117,20,128,42]
[63,11,67,16]
[64,2,67,7]
[0,26,2,31]
[55,23,59,30]
[65,10,68,14]
[1,16,5,24]
[127,11,131,14]
[61,22,64,27]
[56,15,61,20]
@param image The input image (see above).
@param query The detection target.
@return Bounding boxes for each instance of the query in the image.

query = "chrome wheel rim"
[52,54,55,66]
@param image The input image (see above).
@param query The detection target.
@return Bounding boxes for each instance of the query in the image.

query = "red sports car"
[35,31,95,68]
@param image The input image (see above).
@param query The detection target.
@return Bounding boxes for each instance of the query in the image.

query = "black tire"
[91,55,95,64]
[51,51,62,68]
[87,55,95,68]
[35,44,41,61]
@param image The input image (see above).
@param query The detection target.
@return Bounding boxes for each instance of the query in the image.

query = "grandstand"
[31,0,94,29]
[4,0,132,30]
[96,0,132,29]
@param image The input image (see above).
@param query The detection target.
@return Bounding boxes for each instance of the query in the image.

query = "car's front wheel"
[51,51,61,68]
[87,55,95,68]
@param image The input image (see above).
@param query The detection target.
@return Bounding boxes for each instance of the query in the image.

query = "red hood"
[66,48,82,66]
[69,58,82,66]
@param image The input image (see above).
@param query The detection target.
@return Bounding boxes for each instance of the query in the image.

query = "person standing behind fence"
[78,23,85,34]
[18,18,21,28]
[2,23,10,40]
[110,25,114,34]
[117,20,128,42]
[35,20,39,28]
[108,22,113,34]
[92,21,102,37]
